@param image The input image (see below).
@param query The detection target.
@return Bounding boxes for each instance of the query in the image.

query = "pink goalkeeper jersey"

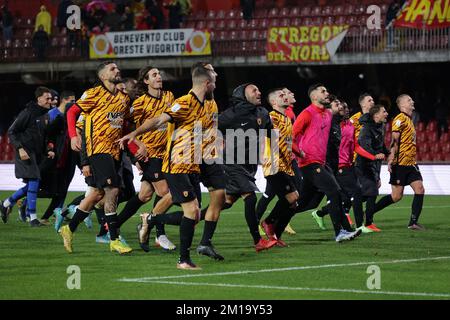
[293,104,332,167]
[339,119,355,168]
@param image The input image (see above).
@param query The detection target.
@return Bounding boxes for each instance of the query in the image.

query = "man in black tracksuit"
[218,83,278,252]
[355,104,389,231]
[0,87,53,226]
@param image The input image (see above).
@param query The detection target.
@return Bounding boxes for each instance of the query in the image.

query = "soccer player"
[118,66,177,252]
[1,87,53,226]
[354,104,389,232]
[370,95,426,230]
[259,88,299,246]
[256,87,299,236]
[280,84,360,242]
[60,61,146,254]
[119,64,217,270]
[350,93,375,161]
[218,83,278,252]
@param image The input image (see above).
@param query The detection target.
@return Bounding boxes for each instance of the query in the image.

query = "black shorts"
[164,173,201,204]
[223,164,259,196]
[140,158,165,183]
[266,172,297,198]
[389,165,423,186]
[200,163,227,190]
[335,166,362,199]
[88,154,121,189]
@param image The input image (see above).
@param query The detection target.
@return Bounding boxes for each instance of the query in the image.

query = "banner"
[266,25,349,63]
[394,0,450,28]
[90,29,211,59]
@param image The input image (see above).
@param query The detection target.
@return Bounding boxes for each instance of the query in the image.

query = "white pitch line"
[118,256,450,282]
[141,280,450,298]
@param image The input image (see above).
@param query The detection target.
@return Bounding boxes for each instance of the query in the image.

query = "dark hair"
[136,66,155,96]
[191,61,212,74]
[266,87,284,105]
[96,60,116,77]
[358,93,372,104]
[308,83,324,97]
[369,104,384,118]
[328,94,338,103]
[60,91,75,100]
[34,86,51,99]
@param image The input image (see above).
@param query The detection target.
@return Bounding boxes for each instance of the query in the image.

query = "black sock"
[179,216,196,262]
[200,220,217,246]
[68,194,85,208]
[68,208,90,233]
[199,206,209,221]
[327,192,346,236]
[256,193,272,221]
[365,196,377,226]
[352,191,364,228]
[244,193,260,244]
[274,208,296,239]
[152,211,184,226]
[221,202,233,210]
[42,197,60,220]
[265,199,287,225]
[104,213,119,240]
[95,207,107,236]
[374,195,395,214]
[152,195,166,238]
[117,194,145,228]
[317,205,329,217]
[410,194,424,225]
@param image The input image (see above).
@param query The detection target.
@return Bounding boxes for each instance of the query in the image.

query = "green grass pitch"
[0,192,449,300]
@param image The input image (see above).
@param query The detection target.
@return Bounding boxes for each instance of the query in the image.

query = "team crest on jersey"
[396,180,400,184]
[395,120,402,127]
[183,191,189,197]
[257,118,262,125]
[107,179,112,185]
[316,168,321,173]
[154,173,159,179]
[107,112,124,128]
[339,169,343,174]
[286,185,290,191]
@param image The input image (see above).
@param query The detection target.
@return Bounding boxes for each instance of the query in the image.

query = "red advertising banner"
[266,25,349,63]
[394,0,450,28]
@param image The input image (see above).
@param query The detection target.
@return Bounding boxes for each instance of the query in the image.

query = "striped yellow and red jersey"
[162,91,205,174]
[350,111,362,162]
[76,85,131,160]
[202,98,220,161]
[262,110,294,177]
[132,91,174,159]
[391,112,417,165]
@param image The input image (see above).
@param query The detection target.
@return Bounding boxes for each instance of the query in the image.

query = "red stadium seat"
[322,6,333,16]
[416,121,425,132]
[300,6,311,17]
[216,10,225,20]
[354,4,365,15]
[444,153,450,162]
[254,8,268,18]
[430,144,440,154]
[418,142,430,153]
[291,7,300,17]
[333,5,344,16]
[280,7,290,17]
[335,16,346,25]
[421,153,433,162]
[205,10,216,20]
[440,133,450,143]
[323,16,335,25]
[442,142,450,153]
[292,17,302,26]
[416,131,427,144]
[427,131,438,143]
[344,4,355,15]
[426,120,437,132]
[311,6,322,17]
[268,7,279,17]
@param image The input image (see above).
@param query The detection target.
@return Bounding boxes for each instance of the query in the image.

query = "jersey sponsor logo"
[107,112,124,128]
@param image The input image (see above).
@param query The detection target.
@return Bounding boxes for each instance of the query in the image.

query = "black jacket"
[326,114,342,173]
[355,113,389,181]
[8,102,53,179]
[218,84,272,172]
